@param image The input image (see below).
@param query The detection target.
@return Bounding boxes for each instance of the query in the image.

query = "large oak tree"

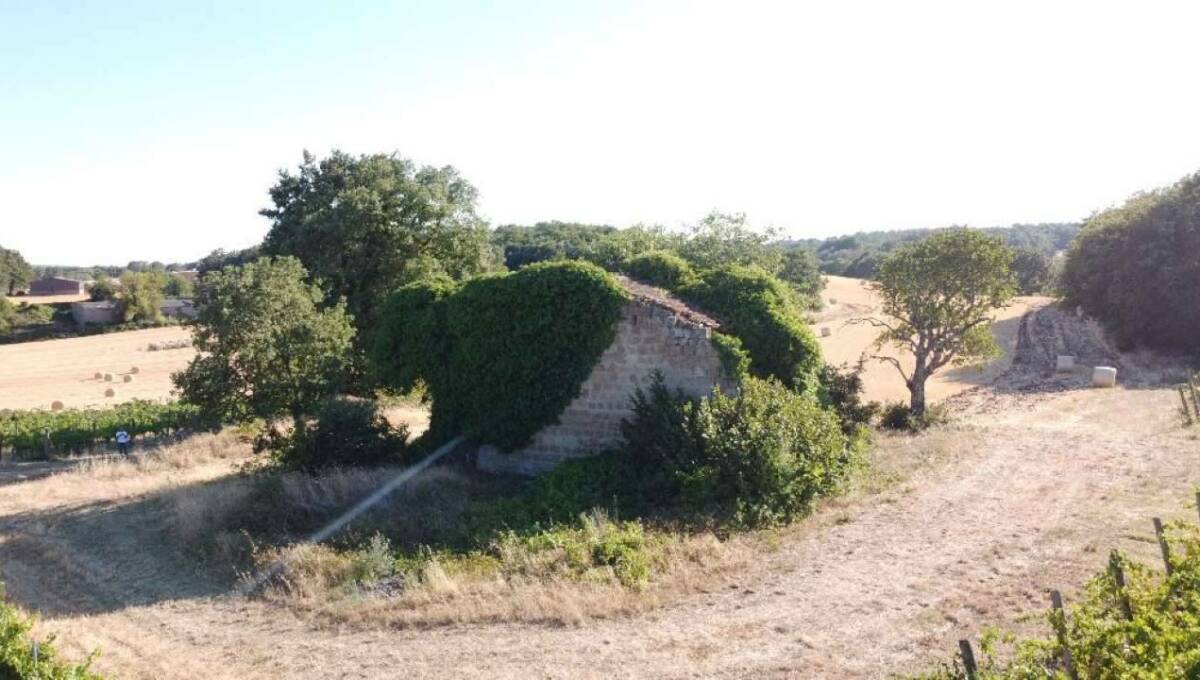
[261,151,498,337]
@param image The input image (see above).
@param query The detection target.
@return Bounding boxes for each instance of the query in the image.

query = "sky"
[2,1,1199,266]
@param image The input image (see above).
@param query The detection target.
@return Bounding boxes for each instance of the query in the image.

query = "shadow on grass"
[0,458,529,618]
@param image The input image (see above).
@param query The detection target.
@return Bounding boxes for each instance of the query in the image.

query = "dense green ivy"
[622,250,698,290]
[0,401,207,455]
[678,266,823,394]
[372,261,628,450]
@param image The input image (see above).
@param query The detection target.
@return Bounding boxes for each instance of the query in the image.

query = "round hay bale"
[1092,366,1117,388]
[104,373,113,382]
[828,298,838,305]
[104,388,116,398]
[93,371,103,380]
[130,366,140,375]
[147,343,160,351]
[1055,355,1075,373]
[51,401,64,411]
[123,374,134,383]
[820,327,832,338]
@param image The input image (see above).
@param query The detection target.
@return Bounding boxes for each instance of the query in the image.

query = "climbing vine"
[372,261,628,450]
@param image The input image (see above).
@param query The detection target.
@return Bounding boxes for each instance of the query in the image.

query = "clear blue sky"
[3,0,1199,265]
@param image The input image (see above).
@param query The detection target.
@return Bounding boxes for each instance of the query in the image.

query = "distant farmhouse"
[70,298,198,326]
[29,276,87,296]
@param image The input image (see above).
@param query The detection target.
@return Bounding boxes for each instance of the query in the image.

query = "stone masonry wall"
[477,299,735,476]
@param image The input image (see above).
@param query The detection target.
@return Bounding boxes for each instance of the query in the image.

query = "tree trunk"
[909,357,928,416]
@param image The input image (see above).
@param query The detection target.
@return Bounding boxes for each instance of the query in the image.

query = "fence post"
[1049,590,1079,680]
[1196,491,1200,524]
[1153,518,1173,576]
[1181,386,1196,426]
[31,640,38,663]
[958,639,978,680]
[1189,377,1200,419]
[1109,550,1133,620]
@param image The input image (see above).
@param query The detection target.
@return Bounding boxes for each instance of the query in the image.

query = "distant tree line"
[780,222,1078,292]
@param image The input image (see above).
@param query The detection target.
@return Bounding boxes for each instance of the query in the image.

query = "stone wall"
[477,298,734,476]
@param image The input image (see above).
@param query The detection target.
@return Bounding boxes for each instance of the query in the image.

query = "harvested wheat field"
[0,327,194,410]
[0,306,1196,678]
[5,293,90,306]
[810,275,1047,404]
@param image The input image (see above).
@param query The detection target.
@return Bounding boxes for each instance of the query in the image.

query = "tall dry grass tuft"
[32,431,251,505]
[249,509,749,630]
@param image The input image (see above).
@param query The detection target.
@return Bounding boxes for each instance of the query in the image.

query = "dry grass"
[0,326,195,410]
[811,276,1045,404]
[256,516,750,630]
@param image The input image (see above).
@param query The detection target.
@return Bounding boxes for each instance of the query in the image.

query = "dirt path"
[0,315,1197,678]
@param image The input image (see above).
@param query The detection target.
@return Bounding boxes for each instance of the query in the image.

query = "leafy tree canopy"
[677,211,782,273]
[0,247,34,296]
[262,150,499,335]
[862,229,1016,414]
[1060,170,1200,351]
[118,270,166,323]
[173,256,355,427]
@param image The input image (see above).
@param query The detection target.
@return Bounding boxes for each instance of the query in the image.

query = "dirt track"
[0,310,1197,678]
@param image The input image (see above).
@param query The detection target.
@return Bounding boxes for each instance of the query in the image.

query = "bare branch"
[869,353,912,385]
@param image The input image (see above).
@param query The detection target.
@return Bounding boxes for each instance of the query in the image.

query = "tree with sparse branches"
[854,229,1016,416]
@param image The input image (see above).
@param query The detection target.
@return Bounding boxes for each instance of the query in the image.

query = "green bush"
[818,363,878,436]
[623,251,698,290]
[371,261,628,451]
[915,523,1200,679]
[1059,170,1200,351]
[265,398,409,471]
[0,401,209,457]
[0,593,101,678]
[689,378,854,527]
[679,266,823,393]
[878,401,945,431]
[879,401,915,430]
[617,374,854,528]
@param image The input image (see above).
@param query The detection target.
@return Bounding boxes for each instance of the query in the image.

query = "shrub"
[879,401,915,430]
[0,592,101,678]
[371,260,628,451]
[617,374,854,527]
[878,401,946,431]
[623,251,698,290]
[265,398,409,471]
[690,378,853,527]
[494,511,661,589]
[914,524,1200,679]
[1059,170,1200,351]
[679,265,823,393]
[818,363,878,436]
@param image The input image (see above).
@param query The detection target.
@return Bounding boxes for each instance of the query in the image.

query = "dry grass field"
[5,293,90,306]
[0,304,1194,678]
[810,275,1047,404]
[0,326,194,410]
